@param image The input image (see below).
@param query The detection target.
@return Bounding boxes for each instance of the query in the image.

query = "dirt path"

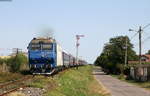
[93,67,150,96]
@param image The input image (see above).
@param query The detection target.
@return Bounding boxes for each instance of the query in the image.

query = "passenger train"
[27,37,87,74]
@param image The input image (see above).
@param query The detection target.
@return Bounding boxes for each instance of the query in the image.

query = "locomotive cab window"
[30,44,40,50]
[29,42,53,50]
[42,44,53,50]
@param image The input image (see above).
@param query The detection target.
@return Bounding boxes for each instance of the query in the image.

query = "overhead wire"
[130,32,139,40]
[140,24,150,44]
[142,31,150,44]
[142,24,150,30]
[130,24,150,39]
[129,31,139,47]
[129,24,150,47]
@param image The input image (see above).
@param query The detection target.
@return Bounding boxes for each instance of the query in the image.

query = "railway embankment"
[8,65,110,96]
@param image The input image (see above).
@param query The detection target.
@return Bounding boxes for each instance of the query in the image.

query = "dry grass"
[0,73,24,83]
[89,77,110,96]
[8,92,26,96]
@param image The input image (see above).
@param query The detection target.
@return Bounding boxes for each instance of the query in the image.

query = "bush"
[7,53,28,73]
[0,58,5,65]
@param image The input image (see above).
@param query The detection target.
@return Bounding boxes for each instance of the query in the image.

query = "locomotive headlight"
[34,64,36,68]
[41,65,43,68]
[46,61,49,63]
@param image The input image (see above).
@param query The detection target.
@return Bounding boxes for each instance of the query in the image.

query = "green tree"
[7,53,28,73]
[95,36,138,74]
[146,50,150,55]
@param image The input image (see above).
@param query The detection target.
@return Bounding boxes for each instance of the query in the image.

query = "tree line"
[0,53,28,73]
[94,36,138,75]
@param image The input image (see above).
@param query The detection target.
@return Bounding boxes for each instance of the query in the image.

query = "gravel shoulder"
[93,67,150,96]
[8,87,45,96]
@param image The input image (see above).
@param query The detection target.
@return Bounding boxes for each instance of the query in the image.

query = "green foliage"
[95,36,138,74]
[0,58,4,65]
[0,58,7,65]
[7,53,28,73]
[146,50,150,55]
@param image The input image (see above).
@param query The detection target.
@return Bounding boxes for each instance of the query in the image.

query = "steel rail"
[0,76,33,96]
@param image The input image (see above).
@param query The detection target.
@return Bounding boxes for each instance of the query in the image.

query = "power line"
[130,32,139,40]
[142,24,150,30]
[132,32,150,48]
[142,35,150,44]
[130,24,150,40]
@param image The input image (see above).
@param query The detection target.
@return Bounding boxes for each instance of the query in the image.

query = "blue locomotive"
[27,37,87,74]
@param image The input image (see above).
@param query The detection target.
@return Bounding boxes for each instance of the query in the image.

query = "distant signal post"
[76,35,84,69]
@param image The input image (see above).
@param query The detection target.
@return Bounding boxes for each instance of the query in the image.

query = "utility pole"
[129,26,142,65]
[125,36,128,66]
[139,26,142,65]
[129,24,150,65]
[12,48,22,56]
[76,35,84,69]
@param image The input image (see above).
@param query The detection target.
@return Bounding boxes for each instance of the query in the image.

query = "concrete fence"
[130,65,150,81]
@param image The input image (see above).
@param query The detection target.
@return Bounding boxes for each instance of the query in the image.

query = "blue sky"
[0,0,150,63]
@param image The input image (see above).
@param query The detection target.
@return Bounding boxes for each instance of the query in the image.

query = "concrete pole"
[139,26,142,65]
[125,36,128,66]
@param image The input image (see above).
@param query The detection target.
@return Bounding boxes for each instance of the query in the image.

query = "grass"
[111,74,150,90]
[0,72,24,83]
[126,80,150,90]
[27,76,56,89]
[28,65,110,96]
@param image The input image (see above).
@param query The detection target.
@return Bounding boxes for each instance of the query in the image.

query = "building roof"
[142,54,150,59]
[128,54,150,64]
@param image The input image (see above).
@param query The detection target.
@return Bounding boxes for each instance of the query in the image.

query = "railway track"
[0,67,78,96]
[0,76,33,96]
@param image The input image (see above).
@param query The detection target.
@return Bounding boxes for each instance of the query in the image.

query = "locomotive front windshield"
[30,43,53,50]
